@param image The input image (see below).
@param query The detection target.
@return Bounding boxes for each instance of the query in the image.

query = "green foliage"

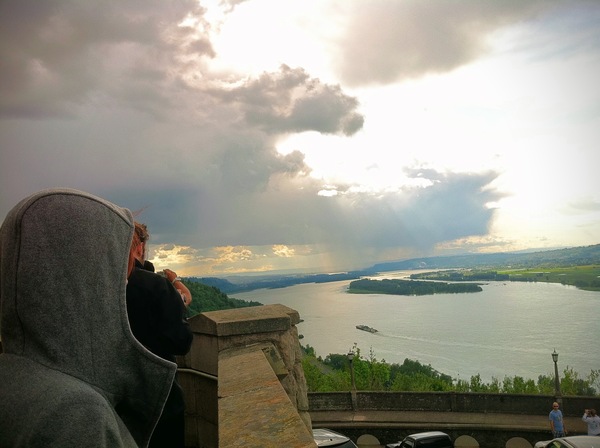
[302,345,599,396]
[408,266,600,291]
[324,353,351,371]
[389,359,454,391]
[183,280,262,317]
[498,265,600,291]
[348,278,482,296]
[411,271,509,282]
[559,366,598,396]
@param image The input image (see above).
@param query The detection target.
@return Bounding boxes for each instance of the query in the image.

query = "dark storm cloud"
[208,65,364,135]
[335,0,565,86]
[102,168,501,259]
[0,0,211,118]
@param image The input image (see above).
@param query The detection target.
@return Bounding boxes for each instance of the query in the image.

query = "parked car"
[313,428,358,447]
[386,431,453,448]
[534,436,600,448]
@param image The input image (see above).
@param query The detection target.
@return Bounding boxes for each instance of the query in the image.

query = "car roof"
[538,436,600,448]
[558,436,600,448]
[313,428,352,447]
[407,431,452,440]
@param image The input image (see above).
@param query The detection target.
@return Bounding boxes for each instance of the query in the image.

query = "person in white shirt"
[583,409,600,436]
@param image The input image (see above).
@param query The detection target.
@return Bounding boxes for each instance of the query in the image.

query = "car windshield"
[313,429,357,447]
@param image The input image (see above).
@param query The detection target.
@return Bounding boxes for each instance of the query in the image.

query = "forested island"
[347,278,482,295]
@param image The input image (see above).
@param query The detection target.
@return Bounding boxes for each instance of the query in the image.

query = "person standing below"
[127,222,193,448]
[583,409,600,436]
[0,188,177,447]
[549,402,567,438]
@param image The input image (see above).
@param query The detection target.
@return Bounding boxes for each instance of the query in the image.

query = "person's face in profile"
[133,241,145,263]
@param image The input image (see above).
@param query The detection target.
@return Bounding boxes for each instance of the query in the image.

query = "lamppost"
[552,349,562,405]
[347,350,357,410]
[347,351,357,391]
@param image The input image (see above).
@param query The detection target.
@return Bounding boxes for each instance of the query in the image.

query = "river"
[232,271,600,382]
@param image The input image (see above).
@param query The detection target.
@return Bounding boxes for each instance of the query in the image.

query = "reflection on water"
[233,272,600,381]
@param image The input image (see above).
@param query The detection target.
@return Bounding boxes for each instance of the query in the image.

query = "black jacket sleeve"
[126,269,193,362]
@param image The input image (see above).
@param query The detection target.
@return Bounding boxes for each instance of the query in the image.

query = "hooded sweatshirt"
[0,189,176,448]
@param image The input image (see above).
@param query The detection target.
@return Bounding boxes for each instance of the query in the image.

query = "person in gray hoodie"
[0,188,178,448]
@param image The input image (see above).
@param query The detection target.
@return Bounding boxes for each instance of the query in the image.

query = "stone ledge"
[190,304,299,336]
[219,347,316,448]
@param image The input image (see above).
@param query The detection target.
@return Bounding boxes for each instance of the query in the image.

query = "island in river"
[348,278,483,296]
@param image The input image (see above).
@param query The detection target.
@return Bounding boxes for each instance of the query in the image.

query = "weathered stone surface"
[181,304,313,447]
[219,348,315,448]
[190,306,291,336]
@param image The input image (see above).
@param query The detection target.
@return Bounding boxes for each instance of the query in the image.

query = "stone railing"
[308,391,600,417]
[178,304,315,448]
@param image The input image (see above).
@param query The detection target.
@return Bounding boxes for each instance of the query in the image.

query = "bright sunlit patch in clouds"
[278,18,600,253]
[149,245,198,270]
[202,0,341,81]
[272,245,295,257]
[153,243,333,276]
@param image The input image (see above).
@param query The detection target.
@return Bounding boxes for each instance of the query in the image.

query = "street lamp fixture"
[552,349,562,405]
[347,351,357,392]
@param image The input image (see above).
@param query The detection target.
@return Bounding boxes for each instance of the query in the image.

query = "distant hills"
[369,243,600,271]
[188,271,368,294]
[188,243,600,294]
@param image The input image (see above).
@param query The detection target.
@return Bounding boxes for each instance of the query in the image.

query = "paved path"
[310,410,588,434]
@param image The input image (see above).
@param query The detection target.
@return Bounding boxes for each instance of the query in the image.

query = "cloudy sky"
[1,0,599,276]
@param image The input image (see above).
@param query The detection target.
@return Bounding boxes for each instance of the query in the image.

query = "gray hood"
[0,188,176,447]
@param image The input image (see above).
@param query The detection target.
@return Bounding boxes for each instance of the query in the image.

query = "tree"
[301,344,599,396]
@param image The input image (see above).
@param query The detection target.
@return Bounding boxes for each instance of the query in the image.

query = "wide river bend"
[233,271,600,382]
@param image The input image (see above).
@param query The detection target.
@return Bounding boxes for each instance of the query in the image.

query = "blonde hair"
[131,222,150,262]
[134,222,149,244]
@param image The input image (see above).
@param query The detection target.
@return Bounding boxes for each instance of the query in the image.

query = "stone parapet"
[219,346,315,447]
[309,391,600,417]
[179,304,313,447]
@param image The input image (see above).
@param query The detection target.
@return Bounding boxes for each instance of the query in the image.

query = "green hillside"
[183,280,262,317]
[410,265,600,291]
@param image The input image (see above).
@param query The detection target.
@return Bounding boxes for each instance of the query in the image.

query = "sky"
[1,0,599,277]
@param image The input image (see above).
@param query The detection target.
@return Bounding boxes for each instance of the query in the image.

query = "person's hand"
[177,289,190,306]
[163,269,177,283]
